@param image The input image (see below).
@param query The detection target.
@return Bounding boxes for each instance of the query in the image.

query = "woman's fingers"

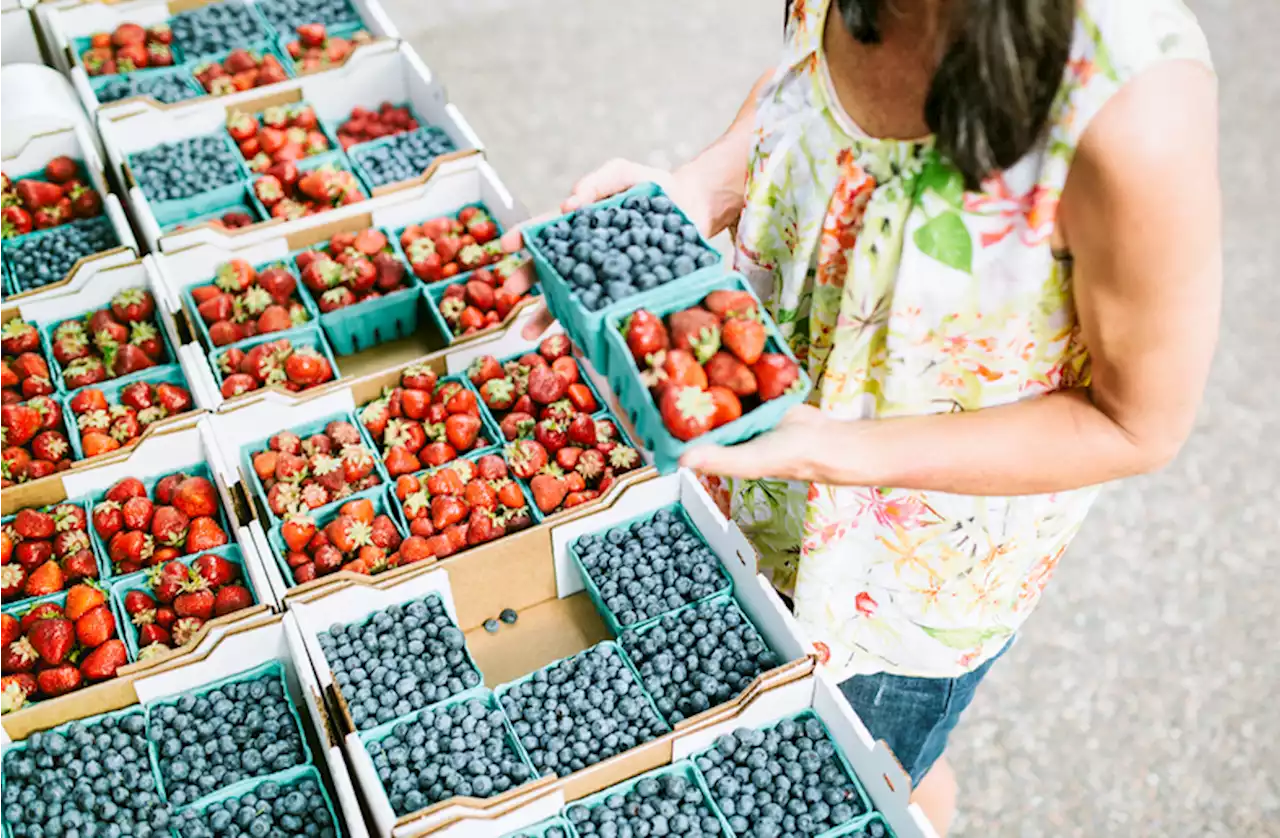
[500,259,537,296]
[520,304,557,340]
[563,159,658,212]
[499,209,556,254]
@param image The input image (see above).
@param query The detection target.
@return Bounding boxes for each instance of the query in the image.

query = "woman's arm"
[683,62,1222,496]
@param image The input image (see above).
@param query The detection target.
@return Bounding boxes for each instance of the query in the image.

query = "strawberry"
[155,382,193,414]
[1,319,40,356]
[444,414,481,451]
[69,388,109,416]
[495,480,527,510]
[121,496,154,531]
[721,317,767,366]
[660,386,717,441]
[24,560,64,598]
[566,413,597,447]
[110,288,155,324]
[467,355,504,388]
[506,439,548,479]
[75,604,116,647]
[1,673,37,713]
[526,366,568,405]
[63,550,99,582]
[80,639,127,681]
[566,383,598,414]
[148,561,189,604]
[214,584,253,616]
[1,564,25,600]
[173,476,217,517]
[705,351,758,397]
[109,530,153,572]
[430,496,468,530]
[703,289,759,320]
[106,477,146,503]
[550,356,580,386]
[192,552,236,587]
[92,500,123,540]
[369,516,401,551]
[37,664,82,696]
[753,354,802,400]
[111,344,156,378]
[139,623,171,647]
[623,309,670,363]
[576,448,606,482]
[539,334,571,361]
[533,419,567,453]
[669,308,722,363]
[28,615,74,664]
[420,442,456,467]
[2,404,40,447]
[174,587,215,620]
[13,508,54,539]
[64,583,106,620]
[529,474,568,514]
[186,517,228,553]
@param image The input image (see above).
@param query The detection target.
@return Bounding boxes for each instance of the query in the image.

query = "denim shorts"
[837,641,1012,786]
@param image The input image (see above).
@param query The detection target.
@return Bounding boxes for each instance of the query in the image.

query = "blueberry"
[498,644,665,777]
[484,618,501,633]
[500,608,519,625]
[97,70,200,105]
[319,594,480,731]
[129,133,242,203]
[150,670,307,802]
[566,768,722,837]
[353,126,458,188]
[174,772,339,837]
[257,0,361,30]
[368,695,531,815]
[700,713,866,835]
[169,2,271,61]
[3,218,119,292]
[574,506,728,628]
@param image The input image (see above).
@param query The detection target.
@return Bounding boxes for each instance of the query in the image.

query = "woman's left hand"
[679,404,834,482]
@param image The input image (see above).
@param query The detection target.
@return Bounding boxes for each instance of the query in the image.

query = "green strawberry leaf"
[913,212,973,274]
[918,625,1009,650]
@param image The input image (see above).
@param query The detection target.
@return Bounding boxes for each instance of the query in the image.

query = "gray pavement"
[391,1,1278,834]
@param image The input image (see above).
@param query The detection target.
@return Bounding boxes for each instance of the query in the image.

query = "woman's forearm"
[676,69,771,237]
[814,389,1181,495]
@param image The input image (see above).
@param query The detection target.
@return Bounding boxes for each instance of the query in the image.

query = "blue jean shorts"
[837,641,1012,786]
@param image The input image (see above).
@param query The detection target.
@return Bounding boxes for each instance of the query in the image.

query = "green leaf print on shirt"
[919,625,1010,650]
[913,212,973,274]
[917,163,965,208]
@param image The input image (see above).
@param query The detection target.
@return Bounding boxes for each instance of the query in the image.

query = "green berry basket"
[601,272,812,475]
[246,150,369,226]
[63,362,193,463]
[129,132,254,228]
[169,763,345,836]
[88,66,205,108]
[230,97,343,165]
[292,235,423,356]
[566,502,731,637]
[357,686,540,816]
[360,369,502,462]
[144,658,314,806]
[263,483,404,589]
[422,251,541,347]
[388,201,507,287]
[499,816,576,838]
[1,500,109,611]
[323,592,484,734]
[107,543,259,659]
[493,640,671,776]
[692,708,874,838]
[181,257,320,356]
[320,100,428,158]
[564,758,734,838]
[347,124,460,195]
[83,460,233,580]
[616,590,782,728]
[238,407,389,529]
[0,706,163,800]
[71,34,190,74]
[159,187,263,233]
[385,443,538,538]
[206,323,341,395]
[39,289,179,395]
[276,21,369,76]
[522,182,726,369]
[829,814,898,838]
[181,38,296,94]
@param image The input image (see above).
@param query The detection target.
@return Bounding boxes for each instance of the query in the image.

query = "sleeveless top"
[704,0,1213,679]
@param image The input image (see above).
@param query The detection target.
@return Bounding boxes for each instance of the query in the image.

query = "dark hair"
[833,0,1075,187]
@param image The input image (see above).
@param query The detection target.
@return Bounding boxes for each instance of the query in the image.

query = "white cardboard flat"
[0,123,139,302]
[96,43,490,252]
[2,1,44,66]
[131,613,372,838]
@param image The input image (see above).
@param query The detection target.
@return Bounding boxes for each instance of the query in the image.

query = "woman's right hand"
[500,159,714,339]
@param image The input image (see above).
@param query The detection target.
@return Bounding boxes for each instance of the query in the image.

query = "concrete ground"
[388,1,1278,834]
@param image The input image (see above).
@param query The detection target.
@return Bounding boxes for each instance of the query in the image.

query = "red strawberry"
[121,496,154,531]
[539,334,571,361]
[37,664,82,696]
[566,383,598,413]
[669,308,722,363]
[192,552,236,587]
[1,673,37,712]
[526,366,568,405]
[28,615,75,665]
[709,386,743,427]
[173,476,217,518]
[623,309,670,363]
[139,623,171,647]
[63,550,99,582]
[533,419,567,453]
[110,288,155,324]
[186,517,228,553]
[499,411,536,442]
[506,439,548,480]
[81,639,127,680]
[752,354,802,400]
[106,477,146,503]
[155,382,193,414]
[475,454,508,481]
[721,317,767,366]
[705,352,758,397]
[703,289,759,320]
[529,474,568,514]
[13,508,55,539]
[174,587,215,620]
[444,414,481,451]
[567,413,597,447]
[92,500,123,540]
[75,604,116,647]
[214,584,253,616]
[660,386,716,441]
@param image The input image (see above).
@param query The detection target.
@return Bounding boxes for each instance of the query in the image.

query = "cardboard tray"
[98,42,485,252]
[174,762,347,837]
[46,0,399,115]
[0,122,138,302]
[280,468,814,837]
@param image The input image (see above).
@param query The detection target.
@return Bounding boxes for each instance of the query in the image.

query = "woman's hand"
[499,159,714,339]
[679,404,833,482]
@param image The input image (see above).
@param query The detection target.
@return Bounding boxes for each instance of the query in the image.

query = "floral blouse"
[705,0,1212,679]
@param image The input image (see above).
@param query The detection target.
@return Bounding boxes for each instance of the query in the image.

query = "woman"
[507,0,1220,832]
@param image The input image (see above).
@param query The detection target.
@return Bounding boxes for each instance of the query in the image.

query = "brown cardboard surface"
[284,211,374,251]
[116,604,274,676]
[2,676,140,741]
[436,523,558,631]
[465,592,610,689]
[0,246,136,302]
[1,474,69,516]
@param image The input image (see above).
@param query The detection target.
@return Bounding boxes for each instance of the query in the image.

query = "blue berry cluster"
[503,822,572,838]
[149,671,308,807]
[574,507,729,628]
[1,711,174,838]
[353,126,457,188]
[97,71,201,105]
[366,695,534,815]
[130,135,243,202]
[499,643,667,777]
[621,598,780,725]
[171,774,338,838]
[532,192,719,311]
[846,818,894,838]
[696,716,868,837]
[3,217,119,292]
[566,770,727,837]
[257,0,360,31]
[318,594,482,731]
[169,1,271,60]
